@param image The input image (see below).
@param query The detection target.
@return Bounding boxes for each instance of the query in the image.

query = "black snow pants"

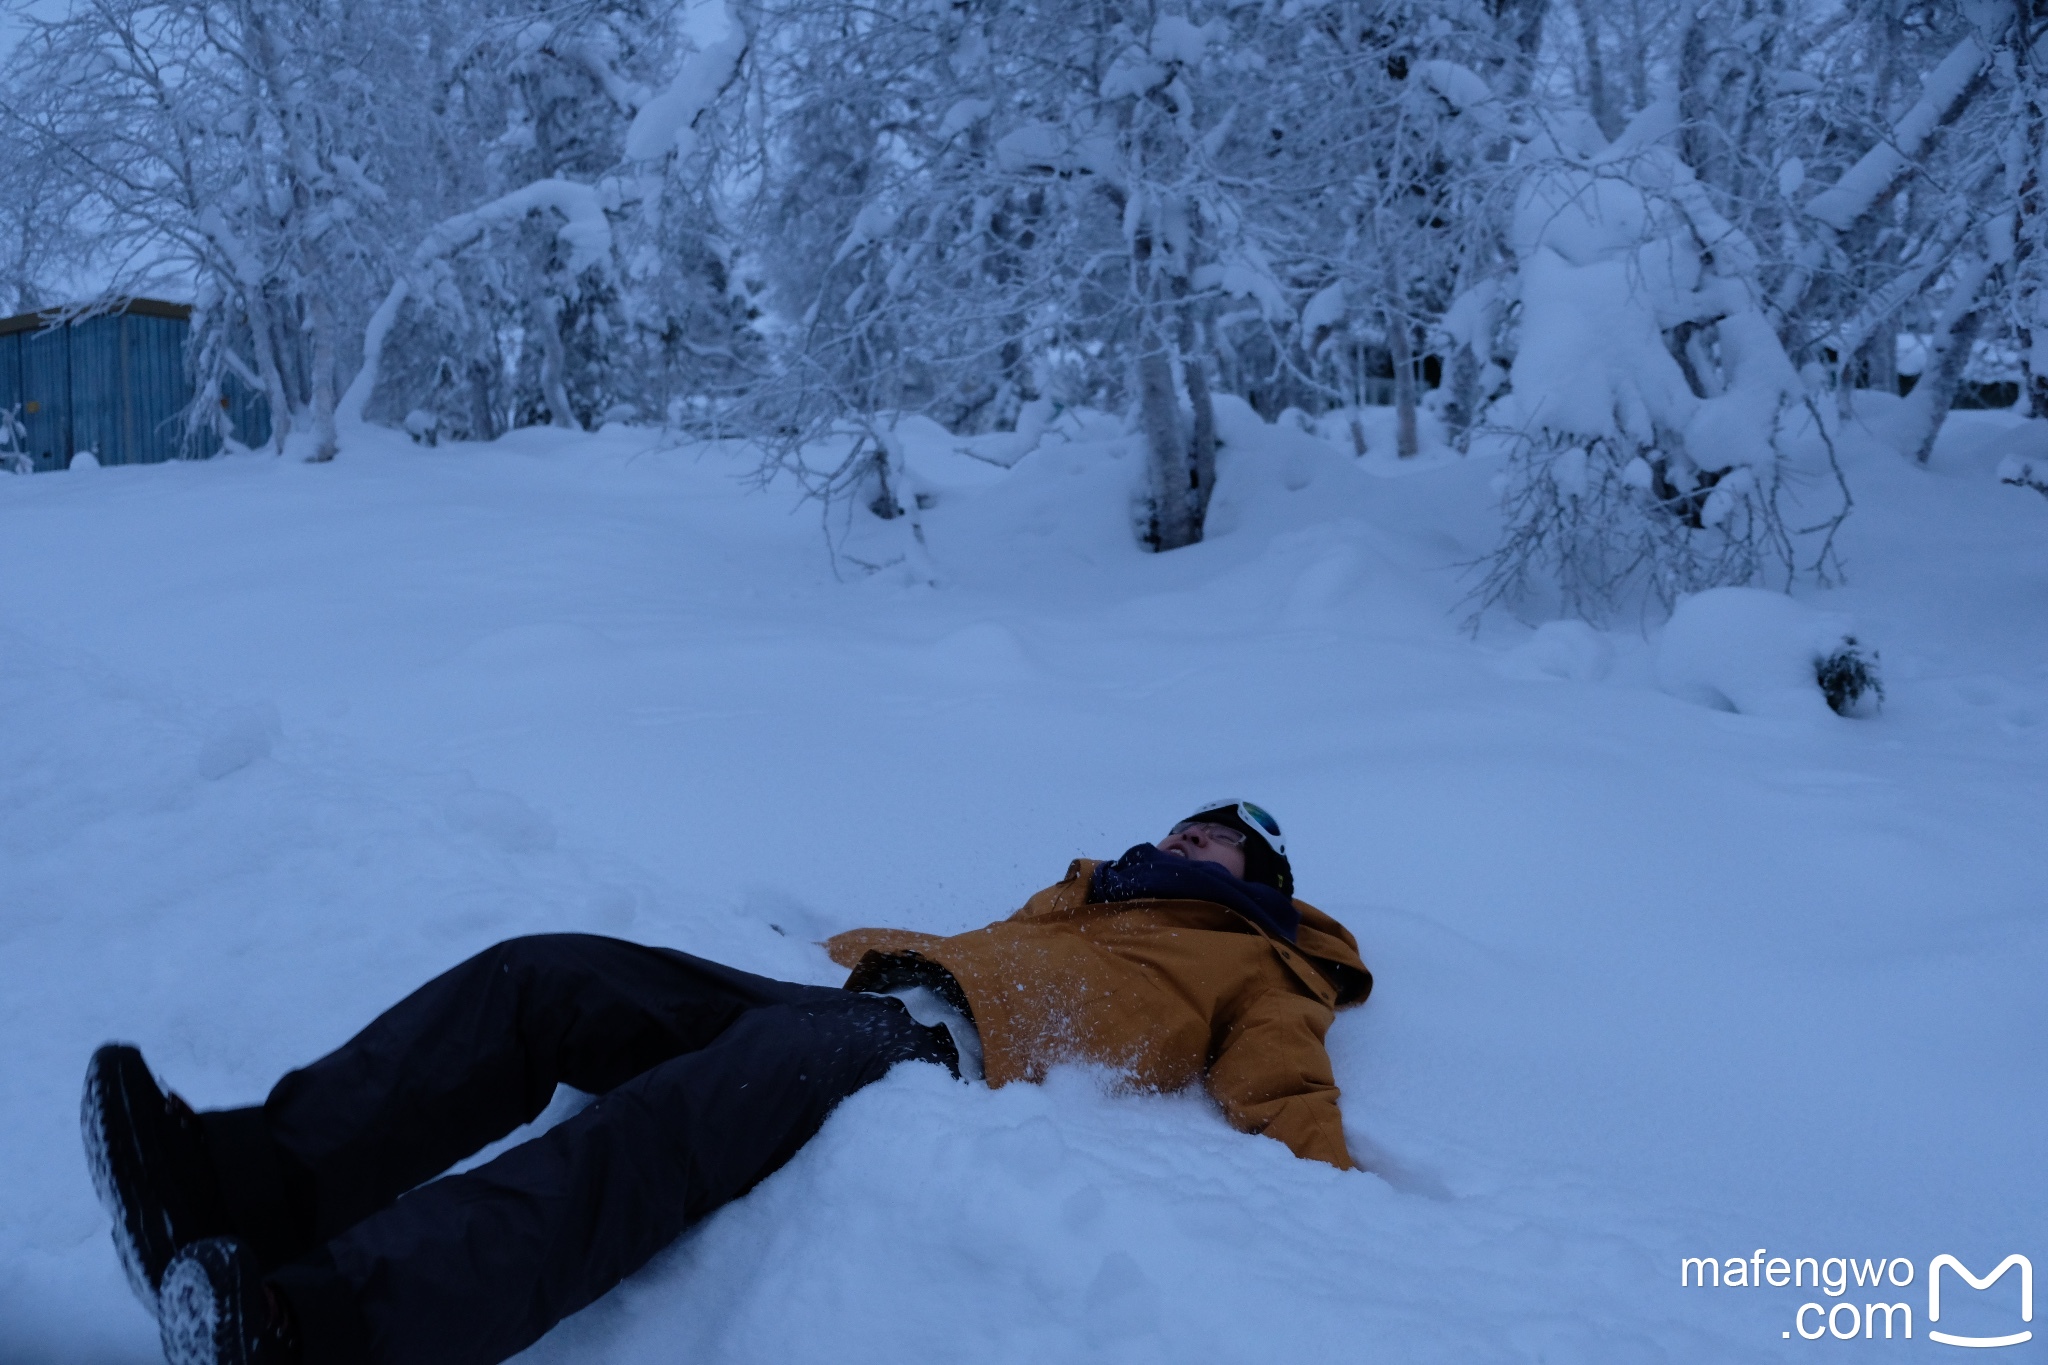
[193,934,957,1365]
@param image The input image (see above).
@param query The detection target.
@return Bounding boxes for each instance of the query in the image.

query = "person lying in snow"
[82,799,1371,1365]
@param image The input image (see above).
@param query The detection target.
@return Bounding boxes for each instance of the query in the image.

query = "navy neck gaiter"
[1087,843,1300,944]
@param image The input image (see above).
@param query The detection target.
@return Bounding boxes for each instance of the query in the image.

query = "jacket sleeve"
[1206,986,1357,1170]
[826,863,1099,969]
[822,929,947,970]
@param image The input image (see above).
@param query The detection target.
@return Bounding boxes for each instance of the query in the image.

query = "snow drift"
[1655,587,1878,720]
[0,406,2042,1365]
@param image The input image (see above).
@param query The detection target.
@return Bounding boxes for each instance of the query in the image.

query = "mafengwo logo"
[1679,1250,2033,1346]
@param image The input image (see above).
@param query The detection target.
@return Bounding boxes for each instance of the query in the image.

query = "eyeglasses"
[1169,820,1248,848]
[1176,799,1285,856]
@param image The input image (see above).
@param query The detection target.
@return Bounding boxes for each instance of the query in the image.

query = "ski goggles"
[1173,799,1285,856]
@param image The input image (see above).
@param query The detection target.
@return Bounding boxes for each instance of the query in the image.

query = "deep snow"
[1,398,2043,1364]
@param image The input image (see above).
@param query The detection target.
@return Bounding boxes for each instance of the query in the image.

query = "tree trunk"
[1490,0,1550,101]
[229,1,299,456]
[469,357,501,441]
[1676,11,1713,184]
[1186,349,1217,534]
[1900,257,1993,464]
[533,291,578,430]
[306,290,339,462]
[2014,52,2048,418]
[1387,305,1420,458]
[1140,337,1195,550]
[1571,0,1620,140]
[2023,329,2048,420]
[229,274,292,456]
[1439,263,1486,449]
[1904,305,1985,465]
[1856,328,1898,396]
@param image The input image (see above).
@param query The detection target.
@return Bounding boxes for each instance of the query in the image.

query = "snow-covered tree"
[2,0,2039,591]
[1458,0,2033,618]
[1473,104,1814,620]
[748,0,1461,547]
[2,0,437,458]
[349,0,758,438]
[1257,5,1508,455]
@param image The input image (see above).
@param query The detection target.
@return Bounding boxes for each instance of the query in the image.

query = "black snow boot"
[160,1238,298,1365]
[80,1043,230,1311]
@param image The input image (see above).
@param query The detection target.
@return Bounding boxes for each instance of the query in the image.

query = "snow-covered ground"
[2,400,2044,1364]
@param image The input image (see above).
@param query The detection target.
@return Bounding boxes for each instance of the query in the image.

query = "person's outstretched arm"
[1206,986,1357,1170]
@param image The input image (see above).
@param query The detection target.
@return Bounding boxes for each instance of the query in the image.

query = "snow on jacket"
[824,858,1373,1169]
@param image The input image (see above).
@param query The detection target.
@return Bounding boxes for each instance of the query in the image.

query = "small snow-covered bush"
[1655,587,1881,720]
[1814,640,1884,716]
[1481,429,1791,624]
[1469,108,1825,624]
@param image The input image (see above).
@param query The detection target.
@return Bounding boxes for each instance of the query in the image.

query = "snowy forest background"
[5,0,2048,618]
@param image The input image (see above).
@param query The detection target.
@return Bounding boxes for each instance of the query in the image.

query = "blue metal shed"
[0,299,272,472]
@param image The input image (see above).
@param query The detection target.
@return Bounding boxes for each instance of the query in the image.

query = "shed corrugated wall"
[0,300,272,471]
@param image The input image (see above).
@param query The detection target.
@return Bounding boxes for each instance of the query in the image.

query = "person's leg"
[267,991,953,1365]
[197,934,826,1267]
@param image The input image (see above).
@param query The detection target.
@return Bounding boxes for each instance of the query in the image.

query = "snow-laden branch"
[338,178,612,431]
[623,3,750,164]
[1826,197,1982,361]
[1801,26,2001,232]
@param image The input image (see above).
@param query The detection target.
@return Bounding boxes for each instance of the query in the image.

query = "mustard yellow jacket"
[824,858,1372,1168]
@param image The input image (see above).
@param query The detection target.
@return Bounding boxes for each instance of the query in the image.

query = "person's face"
[1157,822,1247,879]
